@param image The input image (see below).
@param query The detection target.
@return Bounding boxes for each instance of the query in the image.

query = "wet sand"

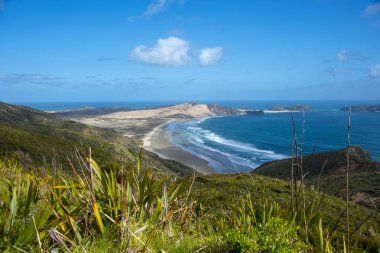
[143,121,216,174]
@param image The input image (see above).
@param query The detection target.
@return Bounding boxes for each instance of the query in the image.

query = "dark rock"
[207,104,241,115]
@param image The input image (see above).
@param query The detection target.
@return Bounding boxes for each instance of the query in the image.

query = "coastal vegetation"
[1,150,380,252]
[253,147,380,209]
[0,102,191,176]
[0,102,379,252]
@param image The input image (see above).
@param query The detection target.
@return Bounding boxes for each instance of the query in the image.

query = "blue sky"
[0,0,380,102]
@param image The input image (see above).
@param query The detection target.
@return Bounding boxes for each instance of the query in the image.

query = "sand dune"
[66,103,239,138]
[100,103,235,119]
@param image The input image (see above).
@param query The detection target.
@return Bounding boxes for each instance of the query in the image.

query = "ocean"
[22,100,380,172]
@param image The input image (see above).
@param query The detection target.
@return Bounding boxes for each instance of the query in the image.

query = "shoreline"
[263,110,299,113]
[142,119,174,147]
[142,118,216,174]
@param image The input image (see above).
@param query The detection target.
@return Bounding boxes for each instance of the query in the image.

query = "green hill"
[252,146,380,209]
[0,102,192,176]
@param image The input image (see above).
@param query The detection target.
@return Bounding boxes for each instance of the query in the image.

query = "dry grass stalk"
[346,107,351,251]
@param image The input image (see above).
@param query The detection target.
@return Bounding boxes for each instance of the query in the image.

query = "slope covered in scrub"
[0,156,379,252]
[0,102,192,176]
[252,146,380,209]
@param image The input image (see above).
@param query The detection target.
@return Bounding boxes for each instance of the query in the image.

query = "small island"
[266,104,313,112]
[340,104,380,112]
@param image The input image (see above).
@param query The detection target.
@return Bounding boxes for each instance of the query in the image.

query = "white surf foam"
[185,125,287,160]
[178,123,288,170]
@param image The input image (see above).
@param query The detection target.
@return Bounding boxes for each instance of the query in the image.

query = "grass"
[253,146,380,210]
[0,153,195,252]
[191,174,380,232]
[1,154,379,252]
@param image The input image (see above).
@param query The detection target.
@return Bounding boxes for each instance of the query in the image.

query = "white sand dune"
[100,103,221,119]
[66,103,235,138]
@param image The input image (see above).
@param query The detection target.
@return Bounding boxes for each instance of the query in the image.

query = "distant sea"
[21,100,380,172]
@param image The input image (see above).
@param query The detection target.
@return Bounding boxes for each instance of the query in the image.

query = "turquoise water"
[20,100,380,172]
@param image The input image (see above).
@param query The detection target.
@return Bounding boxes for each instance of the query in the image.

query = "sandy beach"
[142,120,216,174]
[64,103,234,174]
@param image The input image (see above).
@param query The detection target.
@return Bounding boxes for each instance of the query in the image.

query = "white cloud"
[337,50,349,62]
[128,0,187,21]
[364,3,380,16]
[370,64,380,78]
[198,47,223,66]
[130,37,191,66]
[144,0,167,16]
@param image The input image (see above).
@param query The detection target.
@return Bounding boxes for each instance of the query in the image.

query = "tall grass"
[0,149,349,252]
[346,107,351,252]
[285,109,380,253]
[0,134,379,251]
[289,110,341,252]
[0,149,196,252]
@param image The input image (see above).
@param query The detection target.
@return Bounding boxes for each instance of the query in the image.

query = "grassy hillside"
[0,102,192,176]
[192,173,380,228]
[0,157,379,252]
[252,146,380,209]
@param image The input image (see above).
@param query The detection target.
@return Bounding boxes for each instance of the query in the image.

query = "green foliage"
[221,195,307,252]
[0,159,51,251]
[192,173,380,252]
[0,154,196,252]
[0,156,379,252]
[253,146,380,210]
[224,217,307,253]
